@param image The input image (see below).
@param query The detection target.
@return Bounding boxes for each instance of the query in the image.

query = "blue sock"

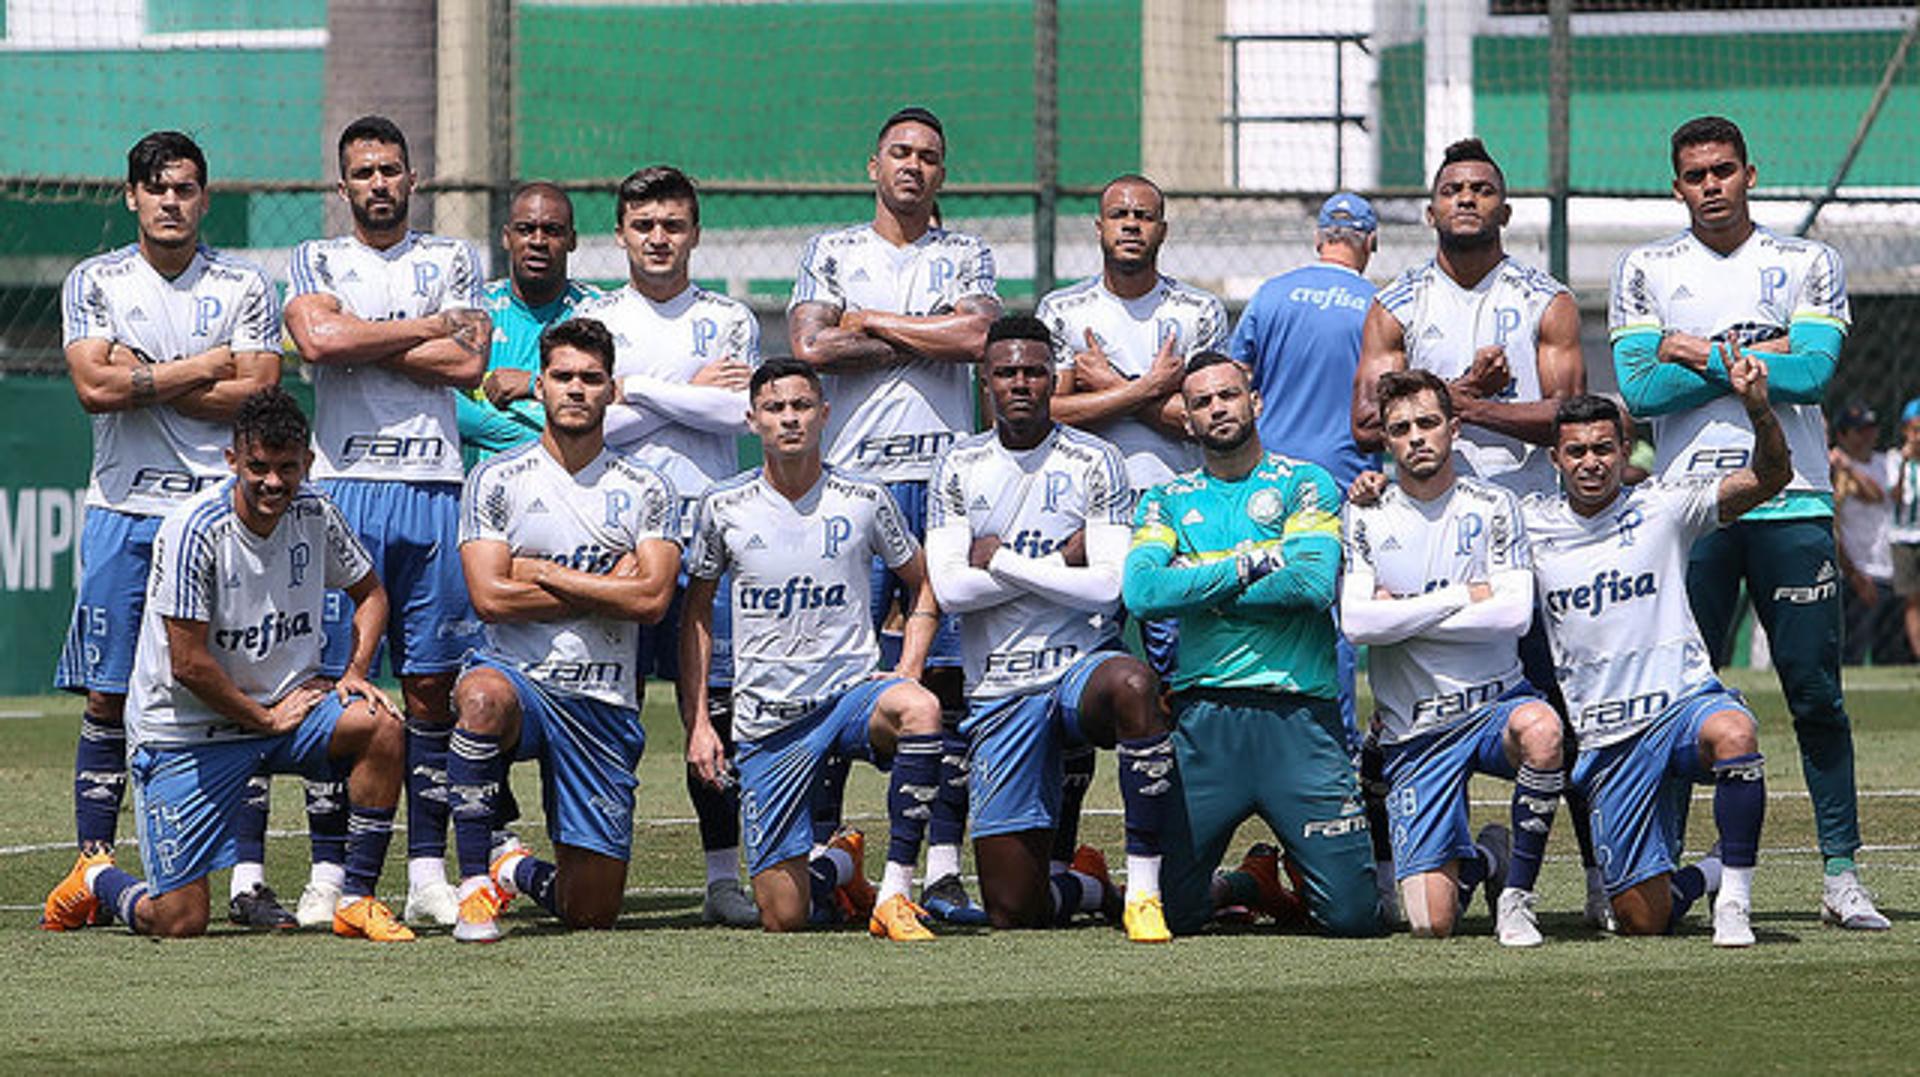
[809,754,852,846]
[511,855,560,918]
[1050,746,1096,863]
[886,733,943,866]
[1049,870,1084,927]
[304,777,348,867]
[92,866,147,934]
[1669,865,1708,930]
[404,719,452,860]
[447,728,503,879]
[928,728,970,850]
[1712,753,1766,870]
[1116,733,1173,857]
[73,715,127,851]
[343,806,396,899]
[1508,765,1563,891]
[808,855,842,925]
[233,775,271,866]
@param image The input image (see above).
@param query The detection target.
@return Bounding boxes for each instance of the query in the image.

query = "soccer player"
[573,165,761,927]
[788,105,1001,921]
[42,388,413,942]
[284,115,490,927]
[51,130,287,930]
[1523,376,1787,947]
[1343,370,1562,946]
[1124,354,1379,937]
[1893,398,1920,658]
[1609,115,1888,930]
[457,182,599,468]
[925,316,1176,941]
[1828,405,1906,666]
[445,318,682,941]
[678,359,948,941]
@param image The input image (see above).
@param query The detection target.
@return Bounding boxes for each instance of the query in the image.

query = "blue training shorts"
[961,650,1126,839]
[735,678,900,876]
[57,507,164,695]
[319,479,481,678]
[874,481,961,670]
[1381,685,1542,879]
[129,696,345,895]
[634,577,734,689]
[1572,683,1753,897]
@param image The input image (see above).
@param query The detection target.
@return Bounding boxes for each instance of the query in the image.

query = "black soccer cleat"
[228,883,298,930]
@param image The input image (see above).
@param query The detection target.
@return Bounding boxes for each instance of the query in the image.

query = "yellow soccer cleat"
[827,828,877,923]
[41,849,112,932]
[1123,894,1172,944]
[332,896,417,942]
[453,879,511,944]
[868,893,936,942]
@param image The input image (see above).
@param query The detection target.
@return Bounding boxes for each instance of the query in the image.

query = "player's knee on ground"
[1311,865,1387,938]
[1400,871,1461,939]
[1698,709,1759,764]
[752,861,811,933]
[452,668,518,736]
[1507,702,1563,769]
[144,884,212,938]
[553,848,626,929]
[403,671,458,725]
[1611,876,1672,936]
[976,833,1052,929]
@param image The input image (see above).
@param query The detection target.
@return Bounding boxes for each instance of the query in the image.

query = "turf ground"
[4,667,1917,1073]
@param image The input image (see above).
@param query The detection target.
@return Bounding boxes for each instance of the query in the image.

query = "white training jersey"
[1375,256,1568,497]
[459,442,678,710]
[686,467,919,740]
[1343,476,1528,743]
[1034,275,1226,489]
[577,284,758,516]
[1609,226,1848,502]
[928,425,1131,699]
[126,481,373,749]
[788,224,998,483]
[1834,451,1894,581]
[1521,479,1722,748]
[289,232,484,484]
[62,244,282,516]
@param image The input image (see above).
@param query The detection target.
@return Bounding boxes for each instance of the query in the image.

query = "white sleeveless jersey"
[1609,226,1848,500]
[928,425,1131,699]
[788,224,998,483]
[1375,256,1568,497]
[576,283,758,516]
[127,481,372,748]
[1034,275,1225,489]
[1343,476,1528,743]
[1521,480,1722,748]
[686,467,919,740]
[62,244,282,516]
[289,232,484,484]
[460,442,677,710]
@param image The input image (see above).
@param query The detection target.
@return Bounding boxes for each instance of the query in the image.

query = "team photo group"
[36,103,1898,952]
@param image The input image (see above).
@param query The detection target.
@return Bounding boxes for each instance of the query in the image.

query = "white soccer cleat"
[1496,887,1544,948]
[404,878,460,926]
[1712,894,1755,948]
[1822,875,1892,931]
[295,880,343,929]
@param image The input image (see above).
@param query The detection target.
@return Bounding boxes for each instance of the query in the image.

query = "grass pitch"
[3,668,1917,1073]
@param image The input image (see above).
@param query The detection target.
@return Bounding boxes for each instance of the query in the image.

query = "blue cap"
[1317,192,1377,232]
[1902,397,1920,426]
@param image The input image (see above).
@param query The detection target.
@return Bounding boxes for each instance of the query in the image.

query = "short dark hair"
[1432,137,1505,193]
[985,314,1052,352]
[1377,369,1453,424]
[539,317,615,373]
[615,165,699,226]
[877,105,945,148]
[337,115,409,175]
[750,357,824,403]
[1554,394,1626,442]
[232,387,309,451]
[127,130,207,187]
[511,181,573,219]
[1183,350,1247,380]
[1670,115,1748,173]
[1099,172,1163,209]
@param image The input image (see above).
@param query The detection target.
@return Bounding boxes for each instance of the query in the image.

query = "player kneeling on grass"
[1522,375,1786,947]
[447,318,682,942]
[925,316,1177,941]
[679,359,946,941]
[43,388,411,941]
[1343,370,1562,946]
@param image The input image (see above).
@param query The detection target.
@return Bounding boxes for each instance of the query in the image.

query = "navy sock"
[343,806,396,899]
[1669,865,1709,930]
[304,777,349,866]
[1455,847,1491,909]
[886,733,943,866]
[808,855,842,925]
[809,754,852,846]
[1049,870,1084,927]
[404,719,452,860]
[928,727,970,850]
[1116,733,1173,857]
[92,866,147,934]
[1360,741,1393,863]
[1565,764,1599,869]
[233,775,271,865]
[688,688,740,850]
[447,728,503,879]
[1508,765,1564,891]
[1712,753,1766,870]
[1050,746,1096,863]
[512,855,560,918]
[73,715,127,851]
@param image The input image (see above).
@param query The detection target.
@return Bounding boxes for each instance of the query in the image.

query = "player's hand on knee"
[265,680,330,733]
[335,671,399,720]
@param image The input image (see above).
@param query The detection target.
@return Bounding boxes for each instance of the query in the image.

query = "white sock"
[1720,865,1754,907]
[820,845,856,888]
[83,862,111,891]
[1126,854,1162,900]
[1696,856,1725,896]
[704,847,740,886]
[878,861,915,904]
[407,856,447,890]
[230,861,265,898]
[1070,870,1106,911]
[308,861,346,891]
[1824,868,1861,894]
[925,843,962,883]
